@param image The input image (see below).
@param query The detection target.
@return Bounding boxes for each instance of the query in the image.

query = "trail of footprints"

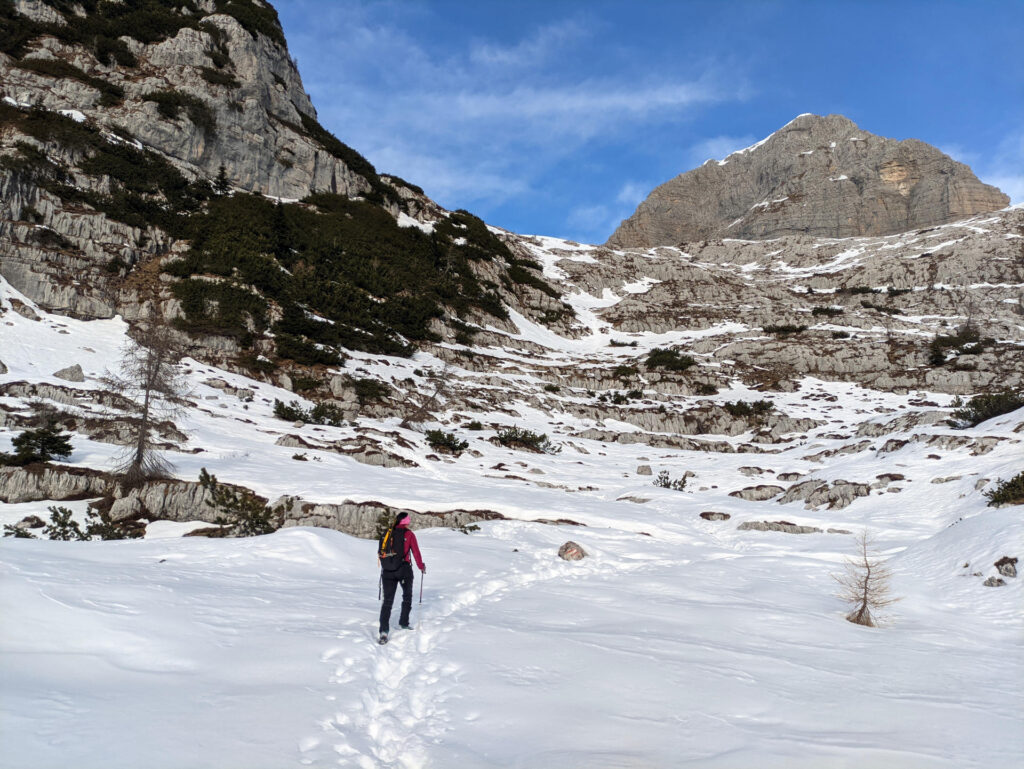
[301,544,654,767]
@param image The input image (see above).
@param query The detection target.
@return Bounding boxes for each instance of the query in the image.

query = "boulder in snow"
[983,577,1006,588]
[729,484,784,501]
[558,541,587,561]
[636,464,653,476]
[994,556,1017,579]
[700,511,731,521]
[53,364,85,382]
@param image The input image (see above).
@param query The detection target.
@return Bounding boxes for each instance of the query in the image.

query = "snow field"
[2,271,1023,767]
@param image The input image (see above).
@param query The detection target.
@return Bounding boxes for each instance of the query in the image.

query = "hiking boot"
[378,632,389,645]
[399,624,412,630]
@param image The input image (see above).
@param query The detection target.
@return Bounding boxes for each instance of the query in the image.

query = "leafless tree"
[103,323,188,486]
[833,530,900,627]
[399,362,450,429]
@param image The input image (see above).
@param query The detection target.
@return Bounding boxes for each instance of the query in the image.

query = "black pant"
[379,563,414,633]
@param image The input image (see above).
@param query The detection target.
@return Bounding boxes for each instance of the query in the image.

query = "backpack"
[378,527,405,574]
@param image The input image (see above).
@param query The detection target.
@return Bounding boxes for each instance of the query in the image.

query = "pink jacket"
[396,522,425,570]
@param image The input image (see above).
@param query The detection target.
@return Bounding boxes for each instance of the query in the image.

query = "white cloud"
[292,6,746,213]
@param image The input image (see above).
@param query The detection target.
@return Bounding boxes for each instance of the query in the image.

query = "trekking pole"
[378,573,382,601]
[419,571,424,604]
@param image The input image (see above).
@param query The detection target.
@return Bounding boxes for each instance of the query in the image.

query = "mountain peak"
[607,113,1009,247]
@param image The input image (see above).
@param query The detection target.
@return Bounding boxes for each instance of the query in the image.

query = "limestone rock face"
[1,6,369,201]
[607,114,1009,247]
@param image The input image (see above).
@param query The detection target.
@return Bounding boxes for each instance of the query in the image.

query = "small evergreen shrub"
[495,426,559,454]
[351,378,388,404]
[811,306,844,316]
[832,331,851,339]
[42,506,87,541]
[608,339,638,347]
[425,430,469,455]
[695,383,718,395]
[860,300,903,315]
[928,326,993,366]
[15,58,124,105]
[723,399,774,418]
[613,365,639,380]
[143,90,216,134]
[199,469,280,537]
[984,472,1024,507]
[646,348,695,371]
[465,420,484,431]
[0,424,73,466]
[763,324,808,335]
[950,391,1024,428]
[543,383,560,393]
[653,471,687,491]
[290,375,322,392]
[272,399,346,426]
[199,66,240,88]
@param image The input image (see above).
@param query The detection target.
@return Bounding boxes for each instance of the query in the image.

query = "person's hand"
[421,564,426,574]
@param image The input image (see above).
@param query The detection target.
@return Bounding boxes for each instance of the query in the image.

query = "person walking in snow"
[377,512,425,644]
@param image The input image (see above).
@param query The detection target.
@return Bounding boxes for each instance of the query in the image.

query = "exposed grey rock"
[983,577,1006,587]
[738,520,822,534]
[0,464,109,503]
[777,472,804,482]
[558,541,587,561]
[52,364,85,382]
[608,114,1009,247]
[729,484,784,501]
[699,511,731,521]
[0,359,6,375]
[994,557,1018,579]
[738,466,766,476]
[17,514,45,528]
[636,464,653,475]
[273,434,417,468]
[931,475,962,484]
[778,479,871,510]
[273,495,504,538]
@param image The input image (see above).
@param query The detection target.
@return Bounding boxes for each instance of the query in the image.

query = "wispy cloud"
[287,3,747,217]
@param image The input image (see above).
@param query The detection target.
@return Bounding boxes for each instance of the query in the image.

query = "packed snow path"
[305,527,657,768]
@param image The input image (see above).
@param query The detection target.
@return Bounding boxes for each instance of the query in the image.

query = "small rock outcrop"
[558,541,587,561]
[738,520,822,534]
[983,577,1006,588]
[52,364,85,382]
[994,557,1018,579]
[607,114,1009,247]
[699,511,731,521]
[729,485,784,502]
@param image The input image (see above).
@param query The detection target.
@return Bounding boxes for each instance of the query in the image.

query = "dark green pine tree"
[214,164,231,195]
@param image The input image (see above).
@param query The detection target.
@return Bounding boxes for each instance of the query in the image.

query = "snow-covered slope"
[2,248,1023,766]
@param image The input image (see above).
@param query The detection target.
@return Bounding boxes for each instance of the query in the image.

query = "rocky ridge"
[607,114,1009,247]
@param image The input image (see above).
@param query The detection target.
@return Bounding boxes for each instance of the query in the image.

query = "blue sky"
[275,0,1023,243]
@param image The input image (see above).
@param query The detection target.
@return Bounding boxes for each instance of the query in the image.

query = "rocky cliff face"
[3,0,368,200]
[607,114,1009,248]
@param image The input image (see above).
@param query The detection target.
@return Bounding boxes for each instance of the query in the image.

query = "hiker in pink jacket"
[377,512,425,643]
